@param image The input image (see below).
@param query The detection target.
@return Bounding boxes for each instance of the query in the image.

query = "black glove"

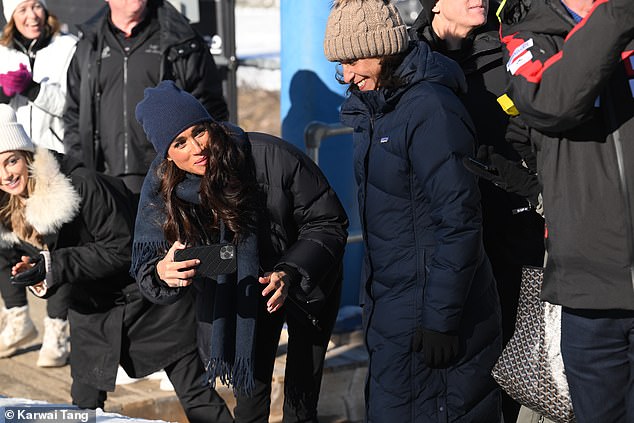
[412,327,459,368]
[0,90,10,104]
[463,145,541,206]
[462,145,500,181]
[10,254,47,287]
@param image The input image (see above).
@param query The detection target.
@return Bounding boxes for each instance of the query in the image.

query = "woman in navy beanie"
[132,80,348,422]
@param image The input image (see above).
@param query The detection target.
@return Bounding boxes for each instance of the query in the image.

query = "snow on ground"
[235,6,280,91]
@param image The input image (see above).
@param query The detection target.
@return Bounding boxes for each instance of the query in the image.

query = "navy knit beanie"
[135,80,213,158]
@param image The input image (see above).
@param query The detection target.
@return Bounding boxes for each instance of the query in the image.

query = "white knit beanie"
[0,105,35,154]
[3,0,48,23]
[324,0,409,62]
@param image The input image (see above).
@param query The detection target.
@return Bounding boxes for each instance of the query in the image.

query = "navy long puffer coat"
[340,41,502,422]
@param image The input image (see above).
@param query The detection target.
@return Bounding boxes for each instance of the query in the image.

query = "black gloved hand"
[463,145,541,206]
[462,145,500,182]
[412,327,459,368]
[10,254,46,287]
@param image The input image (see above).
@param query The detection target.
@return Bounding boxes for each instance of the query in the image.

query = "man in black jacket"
[63,0,228,195]
[410,2,545,420]
[499,0,634,421]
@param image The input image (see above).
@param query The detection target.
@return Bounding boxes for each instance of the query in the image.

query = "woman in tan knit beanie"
[324,1,502,422]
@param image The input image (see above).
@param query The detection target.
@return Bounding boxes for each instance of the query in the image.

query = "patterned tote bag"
[492,266,575,423]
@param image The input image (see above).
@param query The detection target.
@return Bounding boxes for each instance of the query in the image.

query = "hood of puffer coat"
[340,41,468,130]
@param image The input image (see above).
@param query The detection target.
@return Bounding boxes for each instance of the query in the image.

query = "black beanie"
[421,0,438,22]
[135,80,214,158]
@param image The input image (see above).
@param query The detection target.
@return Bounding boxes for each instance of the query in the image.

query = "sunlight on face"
[0,150,29,197]
[106,0,148,21]
[432,0,489,38]
[12,1,46,41]
[167,124,210,175]
[341,57,383,91]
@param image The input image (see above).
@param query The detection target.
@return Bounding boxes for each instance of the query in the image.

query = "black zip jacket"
[63,0,228,179]
[499,0,634,310]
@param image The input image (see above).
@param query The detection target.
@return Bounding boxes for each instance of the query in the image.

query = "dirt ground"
[236,87,281,136]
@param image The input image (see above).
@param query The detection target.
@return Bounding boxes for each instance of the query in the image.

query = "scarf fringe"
[206,357,255,397]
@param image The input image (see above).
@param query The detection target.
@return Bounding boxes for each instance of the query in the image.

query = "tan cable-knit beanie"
[324,0,409,62]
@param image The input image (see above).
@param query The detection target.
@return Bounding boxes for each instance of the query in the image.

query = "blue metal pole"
[280,0,362,307]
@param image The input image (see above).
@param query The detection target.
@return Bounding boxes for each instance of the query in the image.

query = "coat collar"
[340,41,467,129]
[0,149,81,247]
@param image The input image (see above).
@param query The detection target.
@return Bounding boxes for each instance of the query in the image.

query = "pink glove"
[0,64,33,97]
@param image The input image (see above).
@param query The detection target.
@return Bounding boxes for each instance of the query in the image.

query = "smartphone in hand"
[174,244,237,278]
[465,156,499,175]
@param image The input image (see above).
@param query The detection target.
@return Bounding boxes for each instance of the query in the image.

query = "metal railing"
[304,121,353,165]
[304,121,362,244]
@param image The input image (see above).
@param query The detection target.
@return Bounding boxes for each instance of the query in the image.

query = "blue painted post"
[280,0,362,307]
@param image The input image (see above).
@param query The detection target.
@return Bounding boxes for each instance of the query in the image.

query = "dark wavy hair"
[335,51,409,93]
[159,121,258,244]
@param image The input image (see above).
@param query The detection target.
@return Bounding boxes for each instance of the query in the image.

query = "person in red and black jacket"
[499,0,634,421]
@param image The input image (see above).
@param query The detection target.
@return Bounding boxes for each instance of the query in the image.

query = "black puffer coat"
[340,41,501,422]
[134,125,348,344]
[0,149,197,391]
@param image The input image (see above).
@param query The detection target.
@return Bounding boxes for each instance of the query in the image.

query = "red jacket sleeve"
[500,0,634,132]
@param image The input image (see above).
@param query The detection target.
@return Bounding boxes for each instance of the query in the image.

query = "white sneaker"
[0,305,38,358]
[144,370,174,390]
[37,317,69,367]
[146,370,167,380]
[116,365,144,385]
[159,375,174,391]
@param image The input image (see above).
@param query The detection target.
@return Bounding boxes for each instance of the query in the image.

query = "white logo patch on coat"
[145,44,161,54]
[380,137,389,143]
[507,38,534,75]
[100,45,111,59]
[508,50,533,75]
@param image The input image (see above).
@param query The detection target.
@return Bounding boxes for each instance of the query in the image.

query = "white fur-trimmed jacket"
[0,148,135,306]
[0,148,198,390]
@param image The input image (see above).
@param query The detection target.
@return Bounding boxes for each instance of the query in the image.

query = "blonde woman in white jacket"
[0,0,76,153]
[0,0,76,367]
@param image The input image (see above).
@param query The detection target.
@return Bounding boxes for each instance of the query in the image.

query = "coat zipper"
[362,113,376,402]
[123,55,129,174]
[362,113,377,301]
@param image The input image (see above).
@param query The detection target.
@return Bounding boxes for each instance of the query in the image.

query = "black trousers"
[71,348,234,423]
[234,284,342,423]
[0,277,71,320]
